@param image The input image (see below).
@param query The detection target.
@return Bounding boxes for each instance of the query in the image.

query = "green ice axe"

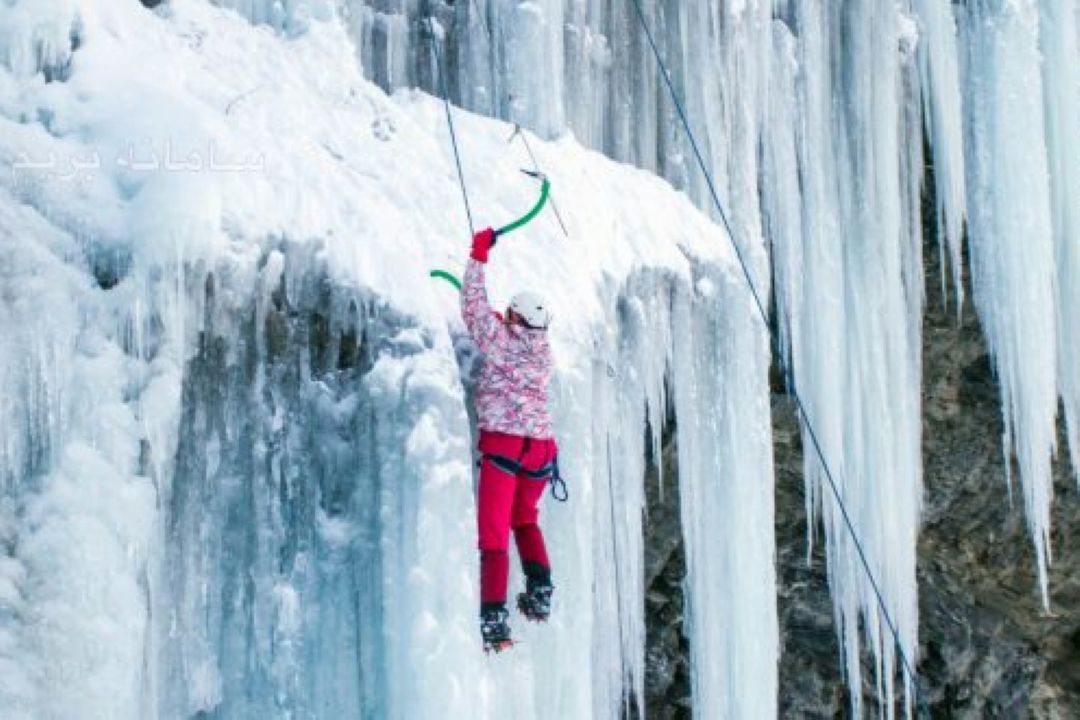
[431,170,551,291]
[493,169,550,240]
[429,269,462,291]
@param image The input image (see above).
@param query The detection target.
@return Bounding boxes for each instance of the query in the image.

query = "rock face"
[912,240,1080,719]
[642,422,692,720]
[643,244,1080,718]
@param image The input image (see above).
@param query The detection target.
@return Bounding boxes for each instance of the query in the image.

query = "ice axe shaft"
[492,170,551,241]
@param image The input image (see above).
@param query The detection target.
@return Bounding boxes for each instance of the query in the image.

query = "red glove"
[470,228,496,263]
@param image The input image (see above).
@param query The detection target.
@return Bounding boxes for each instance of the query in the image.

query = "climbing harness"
[484,453,569,502]
[625,0,928,714]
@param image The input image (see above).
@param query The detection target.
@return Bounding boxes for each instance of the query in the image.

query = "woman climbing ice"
[462,226,561,653]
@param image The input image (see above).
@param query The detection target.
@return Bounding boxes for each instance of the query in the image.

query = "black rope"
[624,0,928,715]
[427,15,475,237]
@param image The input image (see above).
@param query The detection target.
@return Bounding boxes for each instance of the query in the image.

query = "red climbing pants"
[477,430,556,609]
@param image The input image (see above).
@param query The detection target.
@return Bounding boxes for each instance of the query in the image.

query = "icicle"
[0,0,80,80]
[1038,0,1080,485]
[912,0,967,310]
[672,263,779,719]
[960,0,1058,608]
[768,1,924,715]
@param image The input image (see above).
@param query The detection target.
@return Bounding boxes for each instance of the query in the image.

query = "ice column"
[912,0,967,305]
[672,264,778,720]
[767,2,924,716]
[1038,0,1080,485]
[585,276,671,718]
[960,0,1058,606]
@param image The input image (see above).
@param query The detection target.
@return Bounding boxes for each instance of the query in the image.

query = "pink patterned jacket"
[461,259,554,439]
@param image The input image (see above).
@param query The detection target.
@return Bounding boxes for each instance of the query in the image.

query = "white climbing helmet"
[509,291,551,330]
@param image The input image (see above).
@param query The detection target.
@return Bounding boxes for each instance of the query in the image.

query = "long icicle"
[624,0,928,714]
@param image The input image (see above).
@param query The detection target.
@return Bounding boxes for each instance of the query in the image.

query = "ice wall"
[135,240,509,719]
[337,1,926,713]
[334,0,777,232]
[0,1,777,718]
[4,0,1079,717]
[0,195,167,719]
[339,0,1080,713]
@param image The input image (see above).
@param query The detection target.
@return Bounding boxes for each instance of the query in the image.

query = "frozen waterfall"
[2,0,1080,717]
[0,2,776,717]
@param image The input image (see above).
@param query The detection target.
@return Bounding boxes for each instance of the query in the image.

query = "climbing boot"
[480,605,513,653]
[516,577,554,622]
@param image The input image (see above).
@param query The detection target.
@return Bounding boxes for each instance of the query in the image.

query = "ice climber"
[463,227,561,653]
